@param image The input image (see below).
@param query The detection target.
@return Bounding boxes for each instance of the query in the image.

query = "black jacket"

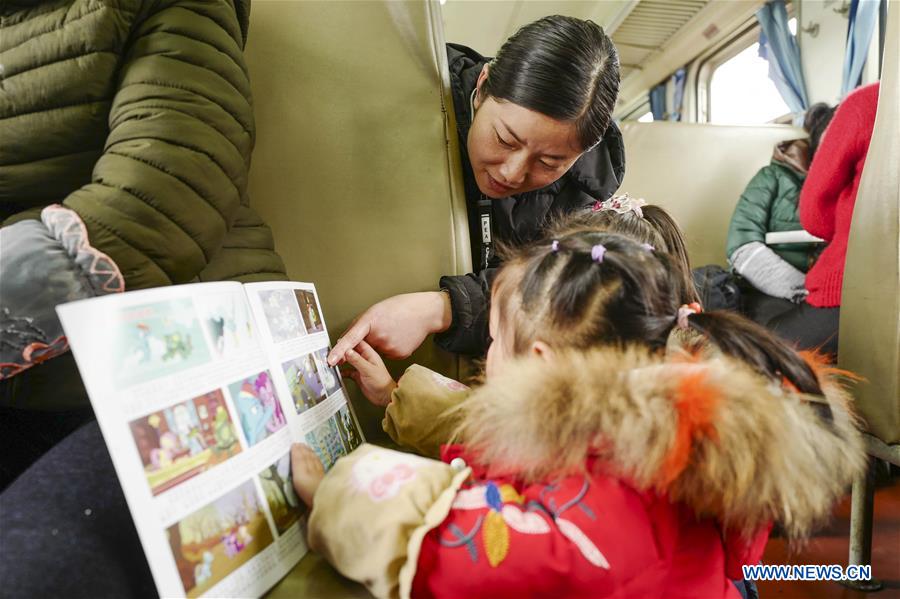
[436,43,626,355]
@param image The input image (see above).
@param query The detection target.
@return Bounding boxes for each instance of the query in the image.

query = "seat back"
[838,3,900,444]
[618,122,804,267]
[244,0,469,445]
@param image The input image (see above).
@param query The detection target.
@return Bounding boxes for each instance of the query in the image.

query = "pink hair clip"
[591,244,607,263]
[551,240,560,253]
[592,193,647,218]
[676,302,703,329]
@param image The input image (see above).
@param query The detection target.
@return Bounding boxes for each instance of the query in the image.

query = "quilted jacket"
[0,0,284,285]
[725,139,815,272]
[0,0,284,406]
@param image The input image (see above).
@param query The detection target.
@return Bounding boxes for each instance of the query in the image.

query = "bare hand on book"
[341,341,398,407]
[328,292,452,365]
[291,444,325,509]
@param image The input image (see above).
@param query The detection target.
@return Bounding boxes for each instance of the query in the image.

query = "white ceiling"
[440,0,765,115]
[441,0,634,57]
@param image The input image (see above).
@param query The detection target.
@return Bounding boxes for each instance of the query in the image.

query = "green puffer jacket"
[0,0,286,286]
[725,139,814,272]
[0,0,285,410]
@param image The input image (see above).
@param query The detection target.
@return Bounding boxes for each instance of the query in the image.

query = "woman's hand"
[327,292,452,365]
[342,341,397,407]
[291,444,325,509]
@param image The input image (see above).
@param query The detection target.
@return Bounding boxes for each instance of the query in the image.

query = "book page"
[243,282,364,470]
[56,282,315,598]
[765,230,825,245]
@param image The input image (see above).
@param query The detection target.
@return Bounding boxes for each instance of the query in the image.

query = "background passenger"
[328,15,625,365]
[727,104,835,325]
[766,82,880,356]
[295,232,864,599]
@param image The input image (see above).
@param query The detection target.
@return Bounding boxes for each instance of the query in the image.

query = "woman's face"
[468,68,584,198]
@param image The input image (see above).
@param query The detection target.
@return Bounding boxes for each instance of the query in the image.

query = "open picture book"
[56,281,364,598]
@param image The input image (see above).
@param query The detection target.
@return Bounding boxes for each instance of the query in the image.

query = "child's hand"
[342,340,397,407]
[291,443,324,509]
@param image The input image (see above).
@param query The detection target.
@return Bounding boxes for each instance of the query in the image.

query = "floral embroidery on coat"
[441,478,610,569]
[350,448,430,501]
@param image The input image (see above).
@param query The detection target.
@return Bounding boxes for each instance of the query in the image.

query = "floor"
[758,475,900,599]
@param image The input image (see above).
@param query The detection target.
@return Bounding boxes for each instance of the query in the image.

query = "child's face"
[485,301,512,379]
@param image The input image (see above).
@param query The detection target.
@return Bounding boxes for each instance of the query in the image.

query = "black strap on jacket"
[478,197,493,272]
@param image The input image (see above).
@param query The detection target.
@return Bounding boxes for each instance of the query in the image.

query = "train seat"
[617,121,804,268]
[841,1,899,588]
[243,0,464,595]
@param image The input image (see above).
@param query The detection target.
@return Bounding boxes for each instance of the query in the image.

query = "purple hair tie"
[641,243,655,252]
[551,240,560,253]
[591,244,607,263]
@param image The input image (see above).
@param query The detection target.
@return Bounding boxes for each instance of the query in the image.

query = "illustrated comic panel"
[312,347,342,398]
[281,353,326,414]
[129,389,242,496]
[115,299,211,386]
[258,290,305,343]
[166,480,274,598]
[304,418,345,471]
[227,371,287,447]
[335,404,362,453]
[193,293,256,358]
[258,452,305,536]
[294,290,324,335]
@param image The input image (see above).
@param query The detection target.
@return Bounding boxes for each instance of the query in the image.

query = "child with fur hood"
[292,231,864,599]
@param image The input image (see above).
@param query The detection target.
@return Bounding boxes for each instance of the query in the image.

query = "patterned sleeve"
[306,445,471,599]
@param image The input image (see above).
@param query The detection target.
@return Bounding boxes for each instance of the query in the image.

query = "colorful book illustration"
[57,281,364,598]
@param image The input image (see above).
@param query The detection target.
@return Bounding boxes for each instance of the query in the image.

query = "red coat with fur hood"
[413,446,769,598]
[307,348,864,599]
[413,445,771,598]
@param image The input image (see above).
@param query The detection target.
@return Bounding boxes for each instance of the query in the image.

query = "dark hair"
[803,102,836,162]
[544,204,700,304]
[493,231,824,396]
[481,15,620,151]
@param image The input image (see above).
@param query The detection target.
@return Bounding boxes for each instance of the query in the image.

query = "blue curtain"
[669,68,687,121]
[756,0,809,114]
[841,0,879,96]
[649,83,666,120]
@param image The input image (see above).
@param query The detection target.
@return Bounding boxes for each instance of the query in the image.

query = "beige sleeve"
[307,444,471,599]
[382,365,471,458]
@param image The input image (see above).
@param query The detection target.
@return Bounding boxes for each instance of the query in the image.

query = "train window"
[703,18,797,125]
[620,100,654,123]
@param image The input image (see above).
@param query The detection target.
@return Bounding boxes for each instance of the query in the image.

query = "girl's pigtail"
[685,311,825,398]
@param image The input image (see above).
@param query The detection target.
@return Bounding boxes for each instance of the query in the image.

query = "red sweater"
[799,82,879,307]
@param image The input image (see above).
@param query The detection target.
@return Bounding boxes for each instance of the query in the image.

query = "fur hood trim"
[454,347,865,539]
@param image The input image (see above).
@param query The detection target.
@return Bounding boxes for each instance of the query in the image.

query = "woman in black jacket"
[329,15,625,364]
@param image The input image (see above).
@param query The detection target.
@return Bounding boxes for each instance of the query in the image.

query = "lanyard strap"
[478,197,493,271]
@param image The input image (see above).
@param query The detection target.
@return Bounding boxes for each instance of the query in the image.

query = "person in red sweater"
[768,82,880,356]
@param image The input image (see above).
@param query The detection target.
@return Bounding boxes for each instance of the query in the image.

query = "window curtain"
[649,83,667,120]
[756,0,809,114]
[841,0,880,96]
[669,68,687,121]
